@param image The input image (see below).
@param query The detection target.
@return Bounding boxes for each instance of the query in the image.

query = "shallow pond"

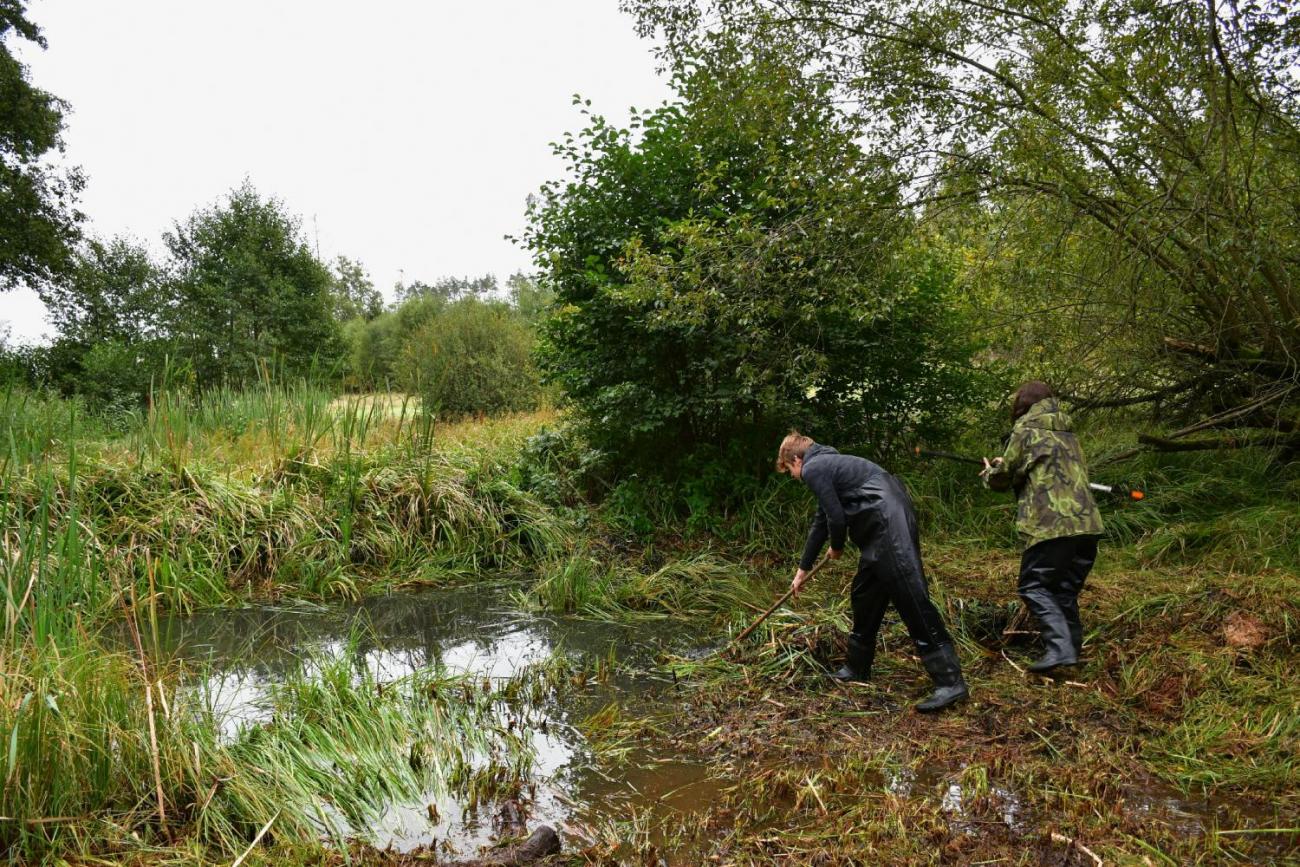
[140,582,714,859]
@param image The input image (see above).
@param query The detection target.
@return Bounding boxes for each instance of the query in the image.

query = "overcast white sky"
[3,0,673,343]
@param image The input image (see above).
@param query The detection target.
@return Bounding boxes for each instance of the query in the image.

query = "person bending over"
[777,431,968,712]
[982,382,1104,673]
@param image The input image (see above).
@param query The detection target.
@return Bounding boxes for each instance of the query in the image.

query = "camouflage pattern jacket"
[984,397,1104,548]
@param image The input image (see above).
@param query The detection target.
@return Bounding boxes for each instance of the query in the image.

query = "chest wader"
[831,473,969,712]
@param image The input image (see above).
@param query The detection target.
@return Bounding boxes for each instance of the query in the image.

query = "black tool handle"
[914,446,984,466]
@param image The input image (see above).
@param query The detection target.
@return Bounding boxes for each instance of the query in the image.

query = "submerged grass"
[0,624,550,862]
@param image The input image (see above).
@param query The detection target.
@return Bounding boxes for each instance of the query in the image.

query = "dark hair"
[1011,381,1054,422]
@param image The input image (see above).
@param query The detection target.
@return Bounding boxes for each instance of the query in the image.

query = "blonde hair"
[776,430,814,472]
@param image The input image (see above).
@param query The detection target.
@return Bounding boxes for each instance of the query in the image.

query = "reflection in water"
[140,584,697,856]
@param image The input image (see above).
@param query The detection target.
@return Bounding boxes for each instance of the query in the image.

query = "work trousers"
[846,473,953,660]
[1018,534,1100,658]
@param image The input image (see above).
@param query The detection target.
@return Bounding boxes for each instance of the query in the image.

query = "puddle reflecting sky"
[137,584,699,856]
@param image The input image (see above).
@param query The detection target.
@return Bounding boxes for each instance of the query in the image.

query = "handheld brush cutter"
[914,447,1145,500]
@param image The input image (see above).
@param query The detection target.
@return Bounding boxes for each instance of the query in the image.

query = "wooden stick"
[1051,831,1103,866]
[1001,649,1026,675]
[231,810,279,867]
[727,553,833,651]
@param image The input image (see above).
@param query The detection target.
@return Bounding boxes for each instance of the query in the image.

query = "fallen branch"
[1051,830,1104,866]
[1097,384,1297,466]
[1060,376,1202,409]
[1162,336,1219,361]
[1134,432,1296,452]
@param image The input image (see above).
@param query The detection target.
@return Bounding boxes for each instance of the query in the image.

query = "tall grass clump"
[0,387,101,470]
[0,382,571,617]
[0,628,540,861]
[1106,447,1300,572]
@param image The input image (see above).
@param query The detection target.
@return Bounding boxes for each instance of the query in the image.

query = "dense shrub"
[405,299,540,418]
[523,50,988,476]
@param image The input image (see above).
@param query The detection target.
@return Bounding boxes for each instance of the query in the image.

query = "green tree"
[39,237,163,346]
[0,2,84,290]
[521,50,983,473]
[506,271,553,324]
[397,274,497,304]
[405,297,539,418]
[36,236,169,405]
[164,183,341,386]
[0,323,37,386]
[329,255,383,322]
[630,0,1300,428]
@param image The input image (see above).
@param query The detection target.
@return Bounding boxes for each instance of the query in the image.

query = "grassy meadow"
[0,383,1296,864]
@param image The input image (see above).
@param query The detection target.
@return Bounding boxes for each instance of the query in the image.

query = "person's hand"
[790,567,810,597]
[828,548,843,561]
[980,456,1003,479]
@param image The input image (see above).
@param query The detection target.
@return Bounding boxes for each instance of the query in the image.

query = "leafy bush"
[77,339,159,418]
[514,424,609,506]
[523,49,989,477]
[405,298,539,418]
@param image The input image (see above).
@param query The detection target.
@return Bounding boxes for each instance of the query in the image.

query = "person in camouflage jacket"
[983,382,1104,672]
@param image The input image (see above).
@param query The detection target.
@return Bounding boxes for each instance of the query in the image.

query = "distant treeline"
[0,181,549,418]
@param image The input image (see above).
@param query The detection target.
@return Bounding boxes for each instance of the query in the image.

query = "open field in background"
[0,385,1295,863]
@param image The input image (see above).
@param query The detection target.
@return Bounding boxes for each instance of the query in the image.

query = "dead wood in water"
[446,825,561,866]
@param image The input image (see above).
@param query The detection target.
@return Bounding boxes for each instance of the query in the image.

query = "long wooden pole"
[727,553,832,651]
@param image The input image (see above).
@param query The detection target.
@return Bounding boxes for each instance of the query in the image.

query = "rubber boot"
[1027,609,1077,672]
[831,632,874,682]
[915,644,968,712]
[1020,588,1078,672]
[1062,601,1084,659]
